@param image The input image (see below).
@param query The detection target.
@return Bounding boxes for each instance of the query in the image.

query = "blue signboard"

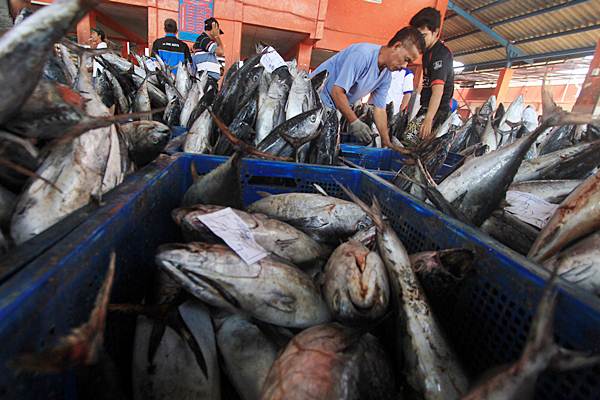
[179,0,214,42]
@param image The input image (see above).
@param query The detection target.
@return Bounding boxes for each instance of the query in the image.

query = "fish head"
[135,121,171,146]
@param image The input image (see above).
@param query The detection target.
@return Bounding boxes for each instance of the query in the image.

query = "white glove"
[349,119,373,143]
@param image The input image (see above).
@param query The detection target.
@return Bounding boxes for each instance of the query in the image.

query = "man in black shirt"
[410,7,454,139]
[151,18,192,73]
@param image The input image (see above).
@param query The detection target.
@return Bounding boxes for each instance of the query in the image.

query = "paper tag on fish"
[145,58,157,72]
[260,47,286,73]
[197,208,268,265]
[505,191,559,229]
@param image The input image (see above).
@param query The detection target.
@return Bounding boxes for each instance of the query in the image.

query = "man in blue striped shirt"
[192,17,225,84]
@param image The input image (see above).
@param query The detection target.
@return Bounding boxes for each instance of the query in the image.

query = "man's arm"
[210,23,225,57]
[373,107,391,147]
[331,85,359,123]
[400,93,411,111]
[150,40,159,58]
[420,84,443,138]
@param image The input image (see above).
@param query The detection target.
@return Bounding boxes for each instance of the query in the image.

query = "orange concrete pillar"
[573,40,600,116]
[494,67,513,104]
[76,11,95,45]
[297,40,313,71]
[147,5,158,53]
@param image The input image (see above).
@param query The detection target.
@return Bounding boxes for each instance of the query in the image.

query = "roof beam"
[447,0,526,60]
[454,23,600,57]
[459,46,596,71]
[445,0,589,42]
[445,0,509,21]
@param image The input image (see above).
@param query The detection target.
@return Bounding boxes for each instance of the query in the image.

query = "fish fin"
[313,183,329,196]
[550,347,600,371]
[541,83,560,123]
[287,216,328,229]
[12,252,115,373]
[164,309,208,379]
[190,162,200,183]
[265,292,297,313]
[147,321,167,370]
[336,181,384,230]
[184,270,241,309]
[256,191,272,198]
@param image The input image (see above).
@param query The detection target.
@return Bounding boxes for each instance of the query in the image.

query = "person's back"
[151,18,192,72]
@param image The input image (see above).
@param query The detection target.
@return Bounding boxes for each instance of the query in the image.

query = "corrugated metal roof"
[443,0,600,68]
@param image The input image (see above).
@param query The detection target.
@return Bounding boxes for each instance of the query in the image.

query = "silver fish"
[285,70,313,121]
[528,169,600,262]
[481,210,539,255]
[322,240,389,323]
[341,187,469,400]
[255,75,289,145]
[183,109,212,154]
[156,242,331,328]
[514,139,600,182]
[180,75,207,128]
[122,121,171,167]
[132,300,220,400]
[496,95,524,147]
[508,180,582,204]
[175,61,192,101]
[247,193,372,243]
[480,117,497,153]
[215,314,281,400]
[0,0,99,125]
[437,117,549,226]
[181,153,242,208]
[171,204,329,268]
[543,231,600,297]
[133,79,151,120]
[10,53,116,245]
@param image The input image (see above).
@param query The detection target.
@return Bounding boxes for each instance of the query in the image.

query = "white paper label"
[504,191,559,229]
[197,208,268,265]
[145,58,157,72]
[260,47,286,73]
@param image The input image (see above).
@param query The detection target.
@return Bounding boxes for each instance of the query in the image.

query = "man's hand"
[210,22,220,38]
[349,119,373,143]
[420,115,434,139]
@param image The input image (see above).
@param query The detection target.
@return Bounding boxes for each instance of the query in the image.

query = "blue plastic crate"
[0,154,599,400]
[341,144,464,183]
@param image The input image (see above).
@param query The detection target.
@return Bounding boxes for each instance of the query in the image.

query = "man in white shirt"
[386,67,414,115]
[90,27,107,78]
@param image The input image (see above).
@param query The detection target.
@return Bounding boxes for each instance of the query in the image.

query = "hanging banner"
[179,0,214,42]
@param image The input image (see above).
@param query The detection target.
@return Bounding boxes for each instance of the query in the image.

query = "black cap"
[91,27,106,41]
[204,17,224,34]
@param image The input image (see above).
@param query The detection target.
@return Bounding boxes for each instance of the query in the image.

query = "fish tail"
[336,181,384,230]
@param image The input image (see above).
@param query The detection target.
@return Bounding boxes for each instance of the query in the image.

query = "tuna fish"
[286,70,314,121]
[255,75,290,145]
[247,193,372,244]
[0,0,99,125]
[310,108,340,165]
[481,210,539,255]
[528,169,600,262]
[122,121,171,167]
[514,139,600,182]
[181,153,242,208]
[156,242,331,328]
[508,180,582,204]
[171,204,329,267]
[132,301,220,400]
[340,186,469,399]
[10,53,118,245]
[214,314,282,400]
[261,323,395,400]
[322,240,389,324]
[543,231,600,297]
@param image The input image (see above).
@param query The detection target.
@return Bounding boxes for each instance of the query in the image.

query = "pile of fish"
[166,45,339,166]
[69,151,592,400]
[383,89,600,299]
[0,1,175,251]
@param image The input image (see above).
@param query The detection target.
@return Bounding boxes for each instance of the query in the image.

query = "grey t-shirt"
[0,0,12,34]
